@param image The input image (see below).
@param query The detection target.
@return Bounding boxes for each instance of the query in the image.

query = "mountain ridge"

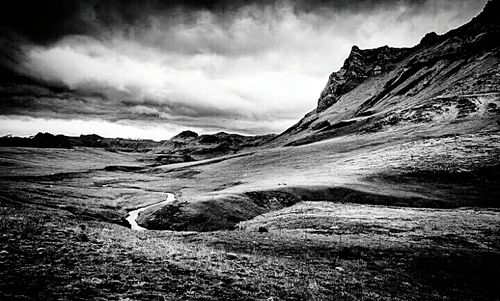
[151,130,275,163]
[269,0,500,147]
[0,130,276,157]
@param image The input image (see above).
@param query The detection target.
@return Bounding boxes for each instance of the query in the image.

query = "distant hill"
[149,130,276,163]
[269,0,500,146]
[0,132,163,152]
[0,130,276,159]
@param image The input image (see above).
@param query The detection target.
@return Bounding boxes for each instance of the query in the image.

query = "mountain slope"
[133,0,500,232]
[270,0,500,147]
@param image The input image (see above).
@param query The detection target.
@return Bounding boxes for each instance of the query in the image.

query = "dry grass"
[1,200,499,300]
[1,129,499,300]
[0,208,46,238]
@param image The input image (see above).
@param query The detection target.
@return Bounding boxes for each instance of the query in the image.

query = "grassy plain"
[1,128,499,300]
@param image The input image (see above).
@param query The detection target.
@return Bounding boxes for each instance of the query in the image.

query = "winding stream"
[126,193,175,231]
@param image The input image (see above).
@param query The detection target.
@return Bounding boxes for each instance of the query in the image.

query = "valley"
[1,1,500,300]
[1,125,499,300]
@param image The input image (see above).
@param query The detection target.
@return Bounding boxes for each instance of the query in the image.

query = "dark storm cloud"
[0,0,489,139]
[0,0,463,44]
[0,0,486,64]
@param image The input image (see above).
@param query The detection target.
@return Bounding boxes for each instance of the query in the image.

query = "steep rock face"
[271,0,500,147]
[316,45,410,112]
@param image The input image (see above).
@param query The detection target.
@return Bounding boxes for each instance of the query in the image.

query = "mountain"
[270,0,500,146]
[0,130,276,159]
[150,130,276,164]
[0,132,163,152]
[136,0,500,232]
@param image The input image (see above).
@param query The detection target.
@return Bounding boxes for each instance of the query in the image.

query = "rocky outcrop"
[316,45,410,112]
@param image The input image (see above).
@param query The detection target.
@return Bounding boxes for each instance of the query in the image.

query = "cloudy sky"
[0,0,488,140]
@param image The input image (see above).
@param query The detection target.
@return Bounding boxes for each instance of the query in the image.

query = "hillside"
[136,0,500,232]
[269,0,500,146]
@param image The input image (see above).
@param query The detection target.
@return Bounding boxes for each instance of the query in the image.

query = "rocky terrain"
[315,45,411,113]
[0,1,499,300]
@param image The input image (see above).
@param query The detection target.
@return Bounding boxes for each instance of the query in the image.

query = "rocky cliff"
[271,0,500,146]
[316,45,410,112]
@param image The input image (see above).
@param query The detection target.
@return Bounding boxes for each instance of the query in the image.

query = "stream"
[126,193,175,231]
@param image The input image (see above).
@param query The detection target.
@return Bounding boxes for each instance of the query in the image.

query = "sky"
[0,0,488,140]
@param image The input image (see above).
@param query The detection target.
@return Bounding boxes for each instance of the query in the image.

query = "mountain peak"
[171,130,199,141]
[419,32,439,46]
[316,45,409,112]
[273,0,500,147]
[314,0,500,115]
